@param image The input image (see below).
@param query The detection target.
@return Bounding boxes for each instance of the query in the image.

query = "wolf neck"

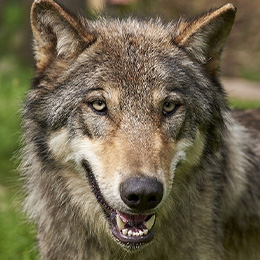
[220,113,250,211]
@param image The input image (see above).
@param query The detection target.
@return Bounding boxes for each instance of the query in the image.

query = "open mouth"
[111,210,155,244]
[82,160,156,246]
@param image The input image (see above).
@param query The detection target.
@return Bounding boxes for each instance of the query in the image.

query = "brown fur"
[21,1,260,259]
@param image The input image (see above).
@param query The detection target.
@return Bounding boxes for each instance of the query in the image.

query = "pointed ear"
[31,0,96,71]
[174,4,236,77]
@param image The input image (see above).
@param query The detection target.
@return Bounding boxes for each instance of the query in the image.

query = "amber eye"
[90,100,107,114]
[163,101,180,116]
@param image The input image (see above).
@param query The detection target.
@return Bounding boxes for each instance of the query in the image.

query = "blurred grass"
[0,58,38,260]
[229,99,260,109]
[0,186,38,260]
[0,57,31,185]
[242,70,260,83]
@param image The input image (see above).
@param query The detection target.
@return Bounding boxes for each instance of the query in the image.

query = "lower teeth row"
[121,228,148,237]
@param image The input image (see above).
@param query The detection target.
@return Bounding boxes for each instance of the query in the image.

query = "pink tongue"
[116,210,148,223]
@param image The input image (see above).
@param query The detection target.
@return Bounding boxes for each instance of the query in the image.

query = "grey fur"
[20,1,260,259]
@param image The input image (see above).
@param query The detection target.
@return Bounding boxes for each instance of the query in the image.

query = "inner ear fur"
[174,4,236,77]
[31,0,96,71]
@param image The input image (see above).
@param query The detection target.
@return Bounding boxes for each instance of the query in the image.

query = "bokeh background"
[0,0,259,259]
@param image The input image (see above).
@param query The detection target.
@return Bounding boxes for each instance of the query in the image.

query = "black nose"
[119,177,163,211]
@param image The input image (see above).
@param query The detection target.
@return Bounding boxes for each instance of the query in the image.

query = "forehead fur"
[76,18,189,90]
[91,17,179,42]
[83,18,182,72]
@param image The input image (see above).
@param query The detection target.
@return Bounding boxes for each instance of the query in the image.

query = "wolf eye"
[163,102,180,116]
[90,100,107,114]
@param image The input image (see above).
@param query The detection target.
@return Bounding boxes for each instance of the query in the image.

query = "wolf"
[21,0,260,259]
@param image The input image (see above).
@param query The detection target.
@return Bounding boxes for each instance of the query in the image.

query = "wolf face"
[23,0,237,255]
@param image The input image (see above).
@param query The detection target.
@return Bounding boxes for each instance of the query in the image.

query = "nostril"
[128,194,140,203]
[148,195,158,203]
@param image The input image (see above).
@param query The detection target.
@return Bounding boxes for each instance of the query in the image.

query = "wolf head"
[25,0,236,251]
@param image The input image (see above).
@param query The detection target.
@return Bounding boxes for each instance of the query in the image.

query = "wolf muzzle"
[82,159,163,247]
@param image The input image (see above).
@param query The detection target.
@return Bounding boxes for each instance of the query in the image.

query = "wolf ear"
[31,0,96,71]
[174,4,236,77]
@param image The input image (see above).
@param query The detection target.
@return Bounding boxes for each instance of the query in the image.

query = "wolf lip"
[111,210,156,244]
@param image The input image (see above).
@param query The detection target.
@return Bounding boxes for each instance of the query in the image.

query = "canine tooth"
[128,230,133,236]
[139,230,144,236]
[122,229,128,236]
[144,215,156,230]
[143,229,148,235]
[116,214,125,231]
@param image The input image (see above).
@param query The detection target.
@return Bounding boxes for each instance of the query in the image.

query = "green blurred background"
[0,0,259,259]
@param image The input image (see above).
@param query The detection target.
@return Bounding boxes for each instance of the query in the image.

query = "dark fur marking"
[82,159,112,213]
[77,107,93,138]
[33,132,52,163]
[31,74,46,89]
